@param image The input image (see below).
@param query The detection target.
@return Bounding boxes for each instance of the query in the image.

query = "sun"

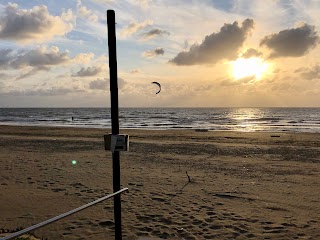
[231,57,268,80]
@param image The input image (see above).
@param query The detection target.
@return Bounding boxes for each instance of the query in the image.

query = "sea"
[0,108,320,133]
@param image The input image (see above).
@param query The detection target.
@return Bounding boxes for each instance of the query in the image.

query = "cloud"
[133,0,149,8]
[92,0,113,3]
[0,73,8,80]
[72,53,95,64]
[241,48,263,58]
[130,69,141,74]
[143,48,165,58]
[10,46,69,69]
[0,46,70,70]
[294,67,306,73]
[169,19,254,65]
[89,77,126,90]
[0,3,74,43]
[117,77,127,89]
[16,66,50,80]
[77,0,98,22]
[0,49,14,68]
[220,75,255,86]
[89,78,107,90]
[140,28,170,40]
[120,19,153,38]
[4,87,83,96]
[260,23,319,58]
[72,66,102,77]
[298,65,320,80]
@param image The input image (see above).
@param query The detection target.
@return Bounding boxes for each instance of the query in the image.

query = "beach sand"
[0,125,319,240]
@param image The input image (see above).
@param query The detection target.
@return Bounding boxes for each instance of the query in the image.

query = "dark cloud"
[299,65,320,80]
[0,46,69,70]
[16,66,50,80]
[143,48,164,58]
[117,78,126,89]
[170,19,254,65]
[0,49,14,69]
[72,66,101,77]
[154,48,164,55]
[241,48,263,58]
[260,24,319,58]
[89,77,126,90]
[0,3,73,43]
[89,78,107,90]
[140,28,170,40]
[11,47,69,68]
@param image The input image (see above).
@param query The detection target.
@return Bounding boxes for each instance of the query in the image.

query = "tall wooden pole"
[107,9,122,240]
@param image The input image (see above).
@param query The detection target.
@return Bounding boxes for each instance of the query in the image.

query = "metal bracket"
[104,134,129,152]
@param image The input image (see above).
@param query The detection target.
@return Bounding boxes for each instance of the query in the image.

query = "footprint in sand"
[209,224,223,230]
[98,220,114,228]
[51,188,66,192]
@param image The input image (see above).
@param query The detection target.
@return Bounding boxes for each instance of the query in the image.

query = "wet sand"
[0,125,319,239]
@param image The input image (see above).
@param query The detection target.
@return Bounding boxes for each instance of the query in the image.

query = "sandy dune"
[0,125,319,239]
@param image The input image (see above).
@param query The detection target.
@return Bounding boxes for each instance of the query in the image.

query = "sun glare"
[231,57,268,80]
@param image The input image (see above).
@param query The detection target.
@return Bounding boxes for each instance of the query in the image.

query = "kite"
[151,81,161,94]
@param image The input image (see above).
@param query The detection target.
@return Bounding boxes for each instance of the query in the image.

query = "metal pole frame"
[106,10,122,240]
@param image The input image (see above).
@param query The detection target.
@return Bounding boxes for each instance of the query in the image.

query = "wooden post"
[107,9,122,240]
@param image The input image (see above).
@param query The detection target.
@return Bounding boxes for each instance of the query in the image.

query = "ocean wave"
[1,108,320,133]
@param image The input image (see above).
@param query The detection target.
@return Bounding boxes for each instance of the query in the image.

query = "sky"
[0,0,320,107]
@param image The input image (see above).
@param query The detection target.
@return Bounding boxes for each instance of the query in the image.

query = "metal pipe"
[106,9,122,240]
[1,188,129,240]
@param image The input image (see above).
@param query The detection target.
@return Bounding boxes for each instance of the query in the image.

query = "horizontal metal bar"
[1,188,129,240]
